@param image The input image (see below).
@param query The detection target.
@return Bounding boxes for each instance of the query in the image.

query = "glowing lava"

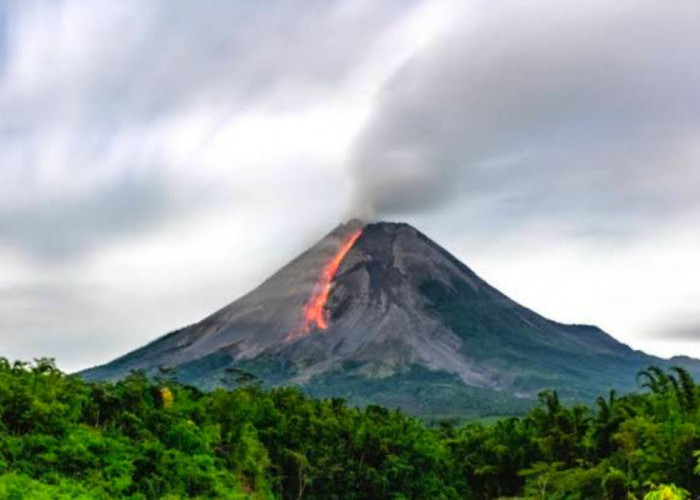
[289,229,362,339]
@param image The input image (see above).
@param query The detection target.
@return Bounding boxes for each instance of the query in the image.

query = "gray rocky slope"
[81,221,700,417]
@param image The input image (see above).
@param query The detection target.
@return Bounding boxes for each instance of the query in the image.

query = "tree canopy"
[1,357,699,499]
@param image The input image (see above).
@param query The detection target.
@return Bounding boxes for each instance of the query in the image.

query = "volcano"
[82,220,699,417]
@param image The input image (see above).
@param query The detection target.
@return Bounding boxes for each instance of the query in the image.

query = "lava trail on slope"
[287,228,363,340]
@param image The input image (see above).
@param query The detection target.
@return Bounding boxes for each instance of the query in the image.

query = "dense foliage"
[1,358,700,498]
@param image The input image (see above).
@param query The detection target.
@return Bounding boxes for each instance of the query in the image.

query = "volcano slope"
[81,221,700,418]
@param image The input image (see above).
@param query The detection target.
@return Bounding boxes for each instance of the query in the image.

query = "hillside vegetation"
[1,358,700,499]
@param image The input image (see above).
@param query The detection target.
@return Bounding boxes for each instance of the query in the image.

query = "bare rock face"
[81,221,698,417]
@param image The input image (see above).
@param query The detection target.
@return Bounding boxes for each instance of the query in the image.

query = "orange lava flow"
[295,229,362,337]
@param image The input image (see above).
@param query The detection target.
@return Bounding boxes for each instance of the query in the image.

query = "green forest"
[1,358,699,499]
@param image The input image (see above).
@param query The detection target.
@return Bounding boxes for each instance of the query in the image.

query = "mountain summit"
[82,221,694,417]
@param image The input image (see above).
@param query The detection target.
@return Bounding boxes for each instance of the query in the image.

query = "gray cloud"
[0,279,129,369]
[350,0,700,236]
[0,0,415,261]
[659,322,700,341]
[651,321,700,342]
[2,0,410,123]
[0,174,189,260]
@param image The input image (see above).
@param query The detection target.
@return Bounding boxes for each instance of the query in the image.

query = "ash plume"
[348,0,700,231]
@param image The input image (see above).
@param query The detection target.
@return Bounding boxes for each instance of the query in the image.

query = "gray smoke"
[349,0,700,235]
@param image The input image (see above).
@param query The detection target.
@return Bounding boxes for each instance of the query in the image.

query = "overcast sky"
[1,0,699,372]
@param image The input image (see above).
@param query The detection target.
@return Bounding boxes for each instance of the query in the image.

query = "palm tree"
[670,366,697,414]
[594,390,620,458]
[595,389,616,422]
[538,389,561,421]
[637,366,672,394]
[637,368,661,393]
